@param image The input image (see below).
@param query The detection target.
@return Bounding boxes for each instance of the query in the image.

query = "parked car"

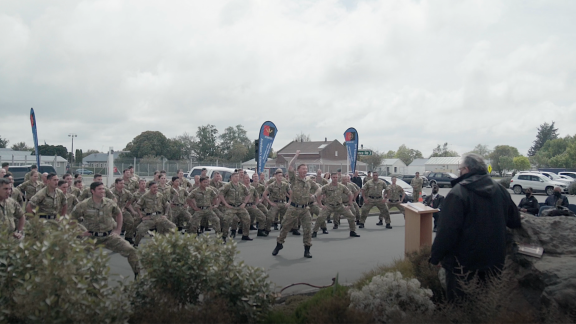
[186,166,255,183]
[379,176,414,203]
[426,172,459,188]
[75,169,94,175]
[398,174,429,187]
[8,165,57,187]
[509,172,568,196]
[558,171,576,179]
[539,171,574,186]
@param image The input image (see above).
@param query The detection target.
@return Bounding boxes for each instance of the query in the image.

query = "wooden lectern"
[402,202,439,254]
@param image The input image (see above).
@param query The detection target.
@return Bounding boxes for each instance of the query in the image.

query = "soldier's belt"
[230,203,243,207]
[273,200,285,203]
[328,204,341,207]
[388,200,400,203]
[39,214,57,220]
[198,206,211,210]
[368,196,382,199]
[290,202,308,208]
[172,203,185,207]
[89,230,112,237]
[245,203,254,207]
[145,212,161,216]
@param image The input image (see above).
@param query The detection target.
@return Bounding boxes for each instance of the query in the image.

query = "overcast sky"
[1,0,575,158]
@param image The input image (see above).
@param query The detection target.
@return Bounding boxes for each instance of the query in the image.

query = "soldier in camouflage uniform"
[73,179,83,198]
[188,177,221,235]
[312,173,360,238]
[63,173,81,201]
[386,176,406,217]
[122,169,139,193]
[410,172,424,203]
[263,169,290,232]
[17,170,42,201]
[168,176,193,233]
[219,172,252,241]
[26,173,67,220]
[252,173,269,220]
[157,174,170,197]
[272,151,315,258]
[72,182,140,278]
[133,182,177,247]
[0,178,26,238]
[111,178,137,244]
[24,165,38,182]
[79,174,116,202]
[359,171,392,228]
[58,180,79,215]
[175,169,193,191]
[341,175,361,225]
[242,174,268,237]
[132,179,147,231]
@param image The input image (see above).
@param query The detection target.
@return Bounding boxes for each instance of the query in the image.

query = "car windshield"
[448,173,458,178]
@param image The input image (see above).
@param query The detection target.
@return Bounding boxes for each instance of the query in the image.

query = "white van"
[186,166,254,183]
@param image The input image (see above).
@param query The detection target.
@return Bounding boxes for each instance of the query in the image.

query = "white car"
[539,171,574,186]
[558,171,576,179]
[509,172,568,196]
[187,166,254,183]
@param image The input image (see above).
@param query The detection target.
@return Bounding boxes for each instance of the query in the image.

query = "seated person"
[423,184,444,232]
[538,187,569,216]
[518,187,539,215]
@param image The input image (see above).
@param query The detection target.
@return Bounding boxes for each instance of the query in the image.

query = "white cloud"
[0,0,575,159]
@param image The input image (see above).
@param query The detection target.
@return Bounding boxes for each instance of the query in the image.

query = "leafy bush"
[349,272,435,323]
[131,233,273,323]
[405,246,445,302]
[499,177,512,188]
[0,217,130,323]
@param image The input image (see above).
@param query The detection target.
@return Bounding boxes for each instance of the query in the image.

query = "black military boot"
[250,224,257,230]
[222,236,227,243]
[292,229,301,235]
[386,223,393,229]
[358,223,365,229]
[205,227,211,231]
[322,228,329,234]
[272,243,283,256]
[304,246,312,258]
[125,237,134,245]
[312,232,317,238]
[376,220,384,226]
[238,228,243,235]
[230,229,236,238]
[257,229,268,237]
[120,230,126,236]
[350,231,360,237]
[333,224,338,229]
[241,235,253,241]
[200,225,205,233]
[273,223,279,230]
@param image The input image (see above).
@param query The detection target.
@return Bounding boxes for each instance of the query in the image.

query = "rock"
[508,215,576,317]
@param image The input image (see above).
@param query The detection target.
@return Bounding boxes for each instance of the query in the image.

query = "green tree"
[33,144,68,159]
[123,131,170,158]
[490,145,520,175]
[468,144,492,158]
[394,144,423,165]
[219,125,250,160]
[531,135,576,168]
[174,132,197,160]
[430,143,459,157]
[383,150,396,158]
[0,136,8,148]
[359,150,384,171]
[513,155,531,171]
[10,142,31,151]
[75,149,83,163]
[528,122,559,156]
[82,149,100,159]
[194,125,219,161]
[294,132,311,142]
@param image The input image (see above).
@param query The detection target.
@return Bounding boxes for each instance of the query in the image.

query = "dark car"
[426,172,458,188]
[399,174,430,187]
[9,165,58,187]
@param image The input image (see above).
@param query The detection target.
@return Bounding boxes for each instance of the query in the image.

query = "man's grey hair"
[461,153,488,174]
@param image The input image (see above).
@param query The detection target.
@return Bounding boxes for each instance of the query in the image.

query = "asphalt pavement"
[106,185,560,294]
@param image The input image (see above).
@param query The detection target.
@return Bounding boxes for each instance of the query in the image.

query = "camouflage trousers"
[95,234,140,274]
[121,210,136,239]
[246,204,268,230]
[191,209,221,234]
[412,189,422,203]
[134,215,177,245]
[360,199,390,224]
[256,203,268,223]
[314,205,356,232]
[386,201,405,216]
[277,206,312,247]
[333,202,360,225]
[267,203,288,227]
[171,206,194,233]
[223,207,250,237]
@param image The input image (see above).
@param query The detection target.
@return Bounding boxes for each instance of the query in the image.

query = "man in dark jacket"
[351,170,363,206]
[429,153,521,302]
[423,184,444,231]
[518,187,539,215]
[538,187,569,216]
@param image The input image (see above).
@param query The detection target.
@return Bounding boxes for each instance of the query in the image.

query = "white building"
[406,158,428,175]
[0,148,68,174]
[376,159,407,175]
[425,157,461,174]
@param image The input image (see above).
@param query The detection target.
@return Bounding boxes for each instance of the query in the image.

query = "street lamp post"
[68,133,77,164]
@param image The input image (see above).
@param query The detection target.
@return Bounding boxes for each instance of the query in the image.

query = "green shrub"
[131,233,273,324]
[405,246,445,302]
[499,177,512,188]
[0,217,131,323]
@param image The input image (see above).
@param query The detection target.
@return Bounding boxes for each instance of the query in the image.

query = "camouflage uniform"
[254,182,269,217]
[385,184,405,216]
[188,186,221,234]
[28,187,67,220]
[308,181,321,219]
[314,183,356,232]
[133,191,176,245]
[1,197,24,233]
[79,186,116,202]
[72,197,140,274]
[70,186,81,198]
[111,187,136,240]
[64,191,80,215]
[277,170,313,247]
[245,183,267,230]
[340,182,361,224]
[123,177,139,193]
[209,180,228,231]
[17,180,42,200]
[157,183,170,197]
[11,187,25,207]
[169,186,194,233]
[410,177,424,202]
[266,179,290,231]
[360,179,391,224]
[220,182,250,237]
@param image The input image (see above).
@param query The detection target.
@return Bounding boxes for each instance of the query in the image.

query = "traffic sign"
[358,150,372,156]
[488,164,492,174]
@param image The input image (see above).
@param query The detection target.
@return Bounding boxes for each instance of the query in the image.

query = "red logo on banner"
[345,132,355,141]
[30,115,34,127]
[263,125,275,137]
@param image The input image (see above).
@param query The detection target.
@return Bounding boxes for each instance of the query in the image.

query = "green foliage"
[75,149,83,163]
[194,125,220,161]
[490,145,520,175]
[430,143,459,158]
[122,131,184,160]
[0,135,8,148]
[10,141,31,151]
[0,217,130,323]
[395,144,424,165]
[359,149,385,170]
[293,132,311,142]
[513,155,531,171]
[33,144,68,159]
[131,233,273,323]
[468,144,492,159]
[528,121,559,156]
[405,246,445,303]
[531,135,576,168]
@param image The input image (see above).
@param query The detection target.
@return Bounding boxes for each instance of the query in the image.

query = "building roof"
[241,158,276,167]
[277,140,342,154]
[409,158,428,166]
[425,157,461,165]
[83,152,121,163]
[0,148,68,163]
[380,159,406,166]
